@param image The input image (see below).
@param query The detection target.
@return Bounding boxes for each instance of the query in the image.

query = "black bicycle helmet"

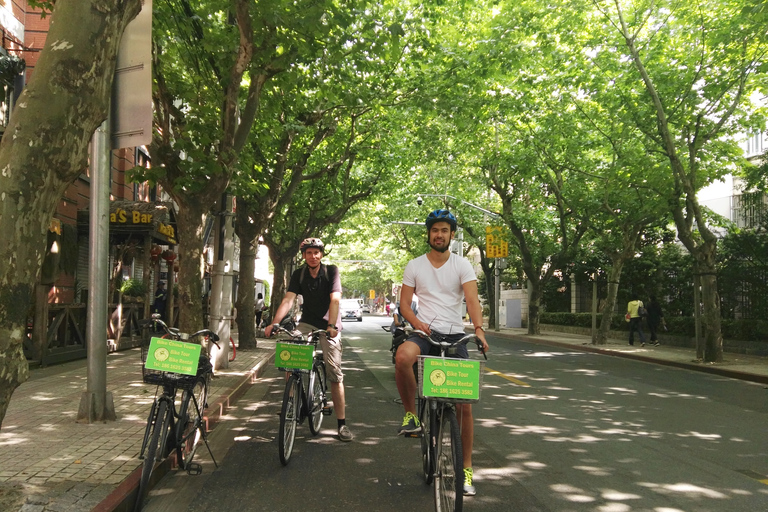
[299,237,325,253]
[425,209,457,231]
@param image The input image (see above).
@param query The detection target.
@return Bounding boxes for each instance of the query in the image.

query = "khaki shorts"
[296,322,344,384]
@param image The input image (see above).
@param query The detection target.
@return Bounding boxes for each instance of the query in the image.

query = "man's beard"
[429,239,451,253]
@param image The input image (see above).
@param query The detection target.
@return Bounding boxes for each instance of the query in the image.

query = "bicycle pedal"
[404,431,422,438]
[186,462,203,475]
[322,406,333,416]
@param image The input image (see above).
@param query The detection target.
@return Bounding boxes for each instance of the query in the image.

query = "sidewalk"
[494,326,768,385]
[0,328,765,512]
[0,336,276,512]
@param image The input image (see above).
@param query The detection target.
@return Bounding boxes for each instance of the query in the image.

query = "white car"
[340,299,363,322]
[361,304,371,313]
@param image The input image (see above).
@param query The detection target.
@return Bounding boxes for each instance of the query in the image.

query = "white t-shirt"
[402,253,477,334]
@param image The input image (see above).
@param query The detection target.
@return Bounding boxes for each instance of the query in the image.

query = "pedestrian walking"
[626,294,647,347]
[646,295,665,346]
[255,292,265,328]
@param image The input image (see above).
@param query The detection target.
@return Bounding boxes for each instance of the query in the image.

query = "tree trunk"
[694,243,723,362]
[0,0,140,427]
[527,280,542,335]
[173,202,208,333]
[269,251,292,325]
[479,256,495,330]
[235,230,257,348]
[595,264,623,345]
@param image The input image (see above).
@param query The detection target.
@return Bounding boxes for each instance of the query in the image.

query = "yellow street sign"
[485,225,508,258]
[369,289,375,299]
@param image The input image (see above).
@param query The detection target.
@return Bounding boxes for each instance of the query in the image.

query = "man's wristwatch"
[327,324,337,330]
[474,325,485,332]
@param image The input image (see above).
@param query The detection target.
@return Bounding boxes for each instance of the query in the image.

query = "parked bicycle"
[134,315,220,512]
[271,324,332,465]
[411,329,486,512]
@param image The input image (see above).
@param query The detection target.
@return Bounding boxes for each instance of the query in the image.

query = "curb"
[93,351,276,512]
[496,331,768,385]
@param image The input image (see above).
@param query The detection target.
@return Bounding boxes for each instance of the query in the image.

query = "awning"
[78,200,178,245]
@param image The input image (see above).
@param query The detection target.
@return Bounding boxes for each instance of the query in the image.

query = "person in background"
[646,295,665,347]
[153,281,167,322]
[626,294,647,347]
[265,238,353,442]
[255,292,265,328]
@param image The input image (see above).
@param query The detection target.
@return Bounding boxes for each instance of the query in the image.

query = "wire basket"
[140,343,204,391]
[417,356,485,404]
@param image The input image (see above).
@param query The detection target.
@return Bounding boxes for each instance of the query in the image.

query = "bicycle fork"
[139,396,176,461]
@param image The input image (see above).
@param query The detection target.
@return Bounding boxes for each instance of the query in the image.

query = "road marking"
[736,469,768,485]
[485,367,530,387]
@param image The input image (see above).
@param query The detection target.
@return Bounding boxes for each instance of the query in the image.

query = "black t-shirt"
[287,264,342,329]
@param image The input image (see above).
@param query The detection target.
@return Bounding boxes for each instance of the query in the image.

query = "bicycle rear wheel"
[176,376,208,470]
[434,407,463,512]
[278,375,300,465]
[308,363,326,436]
[135,399,170,512]
[420,397,435,485]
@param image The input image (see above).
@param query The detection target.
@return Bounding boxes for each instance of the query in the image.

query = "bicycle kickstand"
[186,426,219,476]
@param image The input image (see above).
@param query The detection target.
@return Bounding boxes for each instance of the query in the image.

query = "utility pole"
[208,193,235,370]
[76,116,116,423]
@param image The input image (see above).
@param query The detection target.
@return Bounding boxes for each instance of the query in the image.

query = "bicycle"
[271,325,332,466]
[411,329,486,512]
[134,315,221,512]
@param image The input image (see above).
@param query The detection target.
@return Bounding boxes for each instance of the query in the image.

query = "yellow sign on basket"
[485,225,509,258]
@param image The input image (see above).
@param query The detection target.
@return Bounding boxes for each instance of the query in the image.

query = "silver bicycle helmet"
[299,237,325,253]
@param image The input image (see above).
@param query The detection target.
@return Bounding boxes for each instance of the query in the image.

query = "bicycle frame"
[134,315,220,512]
[410,329,486,512]
[273,326,330,465]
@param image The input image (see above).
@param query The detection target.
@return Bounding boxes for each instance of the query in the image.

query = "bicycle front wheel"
[176,376,208,470]
[434,407,463,512]
[135,399,170,512]
[308,363,326,436]
[278,375,300,465]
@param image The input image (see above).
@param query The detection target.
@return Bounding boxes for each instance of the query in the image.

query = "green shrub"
[120,278,147,297]
[540,312,768,341]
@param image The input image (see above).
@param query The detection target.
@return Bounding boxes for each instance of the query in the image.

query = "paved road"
[142,317,768,511]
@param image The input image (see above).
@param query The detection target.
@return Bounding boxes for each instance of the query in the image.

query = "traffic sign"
[485,225,508,258]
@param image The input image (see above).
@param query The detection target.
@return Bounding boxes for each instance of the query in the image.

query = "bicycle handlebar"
[409,328,487,359]
[142,314,221,347]
[269,324,326,342]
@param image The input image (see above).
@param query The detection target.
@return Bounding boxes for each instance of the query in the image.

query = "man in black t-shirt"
[265,238,352,442]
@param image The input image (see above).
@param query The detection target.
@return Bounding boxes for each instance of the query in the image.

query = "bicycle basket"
[417,356,485,404]
[141,343,204,391]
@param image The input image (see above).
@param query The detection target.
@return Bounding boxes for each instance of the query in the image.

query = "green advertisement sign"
[275,342,314,371]
[421,357,481,401]
[144,337,202,376]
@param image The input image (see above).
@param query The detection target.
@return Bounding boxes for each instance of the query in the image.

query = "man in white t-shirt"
[396,209,489,496]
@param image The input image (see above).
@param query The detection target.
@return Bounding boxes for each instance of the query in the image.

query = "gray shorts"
[297,322,344,383]
[406,331,469,359]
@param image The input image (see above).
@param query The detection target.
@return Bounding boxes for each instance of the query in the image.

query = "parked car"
[361,303,371,313]
[340,299,363,322]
